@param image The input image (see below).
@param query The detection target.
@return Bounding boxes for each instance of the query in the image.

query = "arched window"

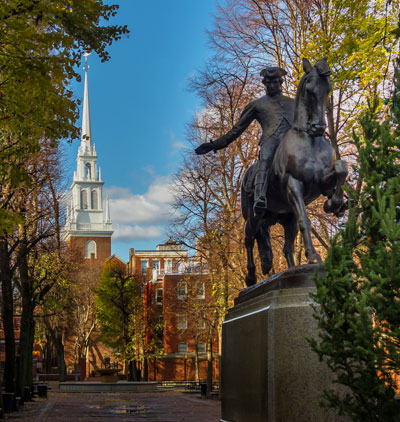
[80,190,88,209]
[91,190,98,209]
[85,163,91,179]
[85,240,97,259]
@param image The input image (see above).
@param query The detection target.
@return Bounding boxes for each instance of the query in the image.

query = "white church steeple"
[64,53,113,242]
[81,52,92,152]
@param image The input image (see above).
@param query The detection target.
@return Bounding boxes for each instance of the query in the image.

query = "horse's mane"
[293,59,331,122]
[294,73,308,111]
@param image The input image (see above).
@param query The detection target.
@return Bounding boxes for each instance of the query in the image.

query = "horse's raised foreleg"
[244,218,258,286]
[322,160,348,217]
[256,223,273,275]
[279,213,298,268]
[287,176,322,264]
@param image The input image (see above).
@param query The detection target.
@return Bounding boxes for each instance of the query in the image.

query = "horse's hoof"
[324,198,345,215]
[245,275,257,287]
[307,253,322,264]
[261,261,272,275]
[334,201,348,218]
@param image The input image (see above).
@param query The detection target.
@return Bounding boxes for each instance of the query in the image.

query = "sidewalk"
[5,390,221,421]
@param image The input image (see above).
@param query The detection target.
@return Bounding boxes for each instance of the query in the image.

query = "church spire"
[63,53,112,243]
[81,52,92,153]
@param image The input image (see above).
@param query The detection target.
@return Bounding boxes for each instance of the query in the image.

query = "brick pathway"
[5,391,221,421]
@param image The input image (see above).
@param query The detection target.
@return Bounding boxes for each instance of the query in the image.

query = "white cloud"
[105,177,173,224]
[172,140,186,150]
[104,177,174,244]
[169,130,187,153]
[112,223,164,242]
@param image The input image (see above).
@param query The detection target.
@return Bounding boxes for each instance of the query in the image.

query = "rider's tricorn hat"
[260,66,287,80]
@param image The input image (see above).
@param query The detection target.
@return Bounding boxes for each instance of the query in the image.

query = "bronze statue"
[195,66,295,215]
[196,58,347,286]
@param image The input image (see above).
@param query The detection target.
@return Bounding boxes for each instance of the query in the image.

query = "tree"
[96,261,144,381]
[177,275,219,395]
[309,25,400,421]
[177,0,399,272]
[0,140,65,394]
[0,0,128,394]
[0,1,128,196]
[208,0,399,156]
[39,264,74,383]
[69,264,101,370]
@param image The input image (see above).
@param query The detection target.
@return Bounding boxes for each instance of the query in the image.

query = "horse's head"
[294,58,332,137]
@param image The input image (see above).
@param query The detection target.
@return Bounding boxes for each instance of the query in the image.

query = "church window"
[85,163,91,179]
[81,190,88,209]
[85,240,97,259]
[91,190,98,209]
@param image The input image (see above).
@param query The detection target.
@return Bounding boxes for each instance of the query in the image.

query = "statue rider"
[195,67,295,216]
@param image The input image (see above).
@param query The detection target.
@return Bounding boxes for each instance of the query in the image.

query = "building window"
[85,162,91,179]
[177,282,187,299]
[165,259,173,273]
[141,260,148,275]
[178,342,188,353]
[152,260,160,270]
[155,288,163,305]
[85,240,97,259]
[177,315,187,330]
[91,190,98,209]
[80,189,88,209]
[198,317,206,330]
[196,282,205,299]
[197,342,206,353]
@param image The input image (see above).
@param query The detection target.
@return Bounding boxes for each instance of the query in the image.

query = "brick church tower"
[62,53,114,376]
[64,53,113,264]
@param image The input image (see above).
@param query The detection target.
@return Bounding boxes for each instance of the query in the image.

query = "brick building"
[129,239,220,382]
[0,316,21,366]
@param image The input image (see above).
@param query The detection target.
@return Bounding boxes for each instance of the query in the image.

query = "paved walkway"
[5,391,221,421]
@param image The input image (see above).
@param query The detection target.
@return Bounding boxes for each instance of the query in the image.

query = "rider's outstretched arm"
[195,101,256,154]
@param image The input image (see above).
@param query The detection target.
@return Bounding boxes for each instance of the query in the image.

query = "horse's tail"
[241,163,257,220]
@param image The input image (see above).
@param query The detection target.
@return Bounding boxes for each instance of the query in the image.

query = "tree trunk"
[44,333,53,373]
[0,368,4,418]
[0,240,16,393]
[194,344,200,383]
[128,360,139,381]
[17,262,36,397]
[127,360,134,381]
[143,357,148,381]
[55,332,66,382]
[206,334,213,398]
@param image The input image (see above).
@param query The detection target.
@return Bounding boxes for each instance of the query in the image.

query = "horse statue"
[241,58,347,286]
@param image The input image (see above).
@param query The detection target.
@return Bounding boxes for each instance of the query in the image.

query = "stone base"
[59,381,158,393]
[221,264,348,422]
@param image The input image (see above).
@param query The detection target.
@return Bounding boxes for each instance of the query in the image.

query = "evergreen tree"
[309,25,400,422]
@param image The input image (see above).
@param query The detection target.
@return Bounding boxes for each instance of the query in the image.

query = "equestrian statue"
[195,58,347,286]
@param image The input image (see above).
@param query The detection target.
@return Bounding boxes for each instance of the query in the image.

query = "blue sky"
[65,0,220,261]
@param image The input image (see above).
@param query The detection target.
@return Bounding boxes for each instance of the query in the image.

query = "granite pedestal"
[221,264,348,422]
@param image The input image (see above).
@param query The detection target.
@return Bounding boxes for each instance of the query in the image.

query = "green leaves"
[0,1,129,232]
[310,40,400,420]
[95,262,143,361]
